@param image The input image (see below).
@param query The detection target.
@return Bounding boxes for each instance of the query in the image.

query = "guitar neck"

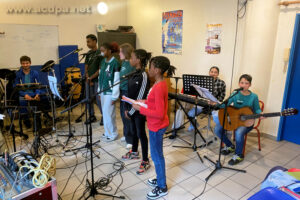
[244,112,282,120]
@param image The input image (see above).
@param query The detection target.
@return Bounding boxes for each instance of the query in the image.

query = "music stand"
[47,62,86,147]
[172,75,215,162]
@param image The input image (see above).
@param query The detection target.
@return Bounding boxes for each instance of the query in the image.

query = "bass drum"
[64,67,82,100]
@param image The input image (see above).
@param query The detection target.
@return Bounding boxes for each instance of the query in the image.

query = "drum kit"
[0,48,85,155]
[64,66,82,101]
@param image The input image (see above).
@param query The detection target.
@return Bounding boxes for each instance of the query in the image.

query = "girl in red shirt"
[133,56,176,200]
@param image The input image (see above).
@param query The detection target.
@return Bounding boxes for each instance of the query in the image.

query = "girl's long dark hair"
[150,56,176,77]
[134,49,151,69]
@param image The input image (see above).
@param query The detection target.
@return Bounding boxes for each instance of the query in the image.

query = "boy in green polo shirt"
[84,34,104,124]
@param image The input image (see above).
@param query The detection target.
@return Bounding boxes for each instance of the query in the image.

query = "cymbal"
[41,60,55,72]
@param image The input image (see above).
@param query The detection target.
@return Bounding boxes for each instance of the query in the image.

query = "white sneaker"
[120,137,126,142]
[147,178,157,187]
[147,186,168,199]
[126,143,132,149]
[105,135,118,142]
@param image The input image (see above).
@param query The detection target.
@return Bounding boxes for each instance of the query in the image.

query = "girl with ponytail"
[122,49,151,175]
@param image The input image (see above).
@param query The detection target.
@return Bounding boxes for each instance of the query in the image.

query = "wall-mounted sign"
[7,6,93,15]
[205,24,222,54]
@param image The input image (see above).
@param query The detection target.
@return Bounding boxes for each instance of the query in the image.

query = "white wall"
[127,0,238,95]
[127,0,298,138]
[0,0,127,55]
[234,0,280,101]
[262,5,300,137]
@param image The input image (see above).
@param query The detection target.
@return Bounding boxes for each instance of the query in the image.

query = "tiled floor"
[3,105,300,200]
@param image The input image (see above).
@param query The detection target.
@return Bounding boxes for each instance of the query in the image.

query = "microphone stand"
[61,71,139,200]
[58,55,87,147]
[203,90,246,182]
[164,76,191,146]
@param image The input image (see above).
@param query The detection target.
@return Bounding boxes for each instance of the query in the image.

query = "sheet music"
[192,84,220,103]
[48,75,63,101]
[121,96,148,108]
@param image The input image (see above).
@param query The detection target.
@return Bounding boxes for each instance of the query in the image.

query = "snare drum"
[64,67,82,100]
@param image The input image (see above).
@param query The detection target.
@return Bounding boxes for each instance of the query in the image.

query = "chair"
[234,100,264,155]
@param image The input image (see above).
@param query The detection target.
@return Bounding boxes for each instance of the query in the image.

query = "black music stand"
[173,75,215,162]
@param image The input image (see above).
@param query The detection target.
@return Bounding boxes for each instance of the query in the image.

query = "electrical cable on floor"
[192,180,208,200]
[59,152,79,197]
[72,144,128,200]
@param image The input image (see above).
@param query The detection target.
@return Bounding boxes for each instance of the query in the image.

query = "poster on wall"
[205,24,222,54]
[162,10,183,55]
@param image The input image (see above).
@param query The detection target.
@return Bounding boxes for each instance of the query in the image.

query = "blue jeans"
[187,106,203,129]
[120,90,133,144]
[149,127,167,189]
[214,114,253,155]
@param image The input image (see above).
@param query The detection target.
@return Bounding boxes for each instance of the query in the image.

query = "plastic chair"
[234,100,264,155]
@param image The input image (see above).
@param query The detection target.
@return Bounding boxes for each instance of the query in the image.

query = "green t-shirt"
[119,61,135,91]
[221,91,261,114]
[98,57,120,96]
[85,49,103,82]
[24,73,33,93]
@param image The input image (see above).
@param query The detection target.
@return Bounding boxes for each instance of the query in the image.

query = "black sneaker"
[23,119,32,129]
[221,146,235,155]
[147,178,157,187]
[168,134,176,139]
[75,116,82,123]
[228,154,244,165]
[147,186,168,199]
[85,115,97,124]
[99,116,103,126]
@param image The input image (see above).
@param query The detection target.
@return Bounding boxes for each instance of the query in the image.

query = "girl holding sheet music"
[132,56,176,199]
[122,49,151,175]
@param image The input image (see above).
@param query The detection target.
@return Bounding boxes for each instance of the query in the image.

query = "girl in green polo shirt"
[98,43,121,141]
[119,43,135,148]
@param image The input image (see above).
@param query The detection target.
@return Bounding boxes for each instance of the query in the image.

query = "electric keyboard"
[168,92,215,108]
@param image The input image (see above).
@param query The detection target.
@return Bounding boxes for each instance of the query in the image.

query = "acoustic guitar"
[218,106,298,131]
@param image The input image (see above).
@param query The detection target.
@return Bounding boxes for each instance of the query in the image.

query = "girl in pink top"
[133,56,176,200]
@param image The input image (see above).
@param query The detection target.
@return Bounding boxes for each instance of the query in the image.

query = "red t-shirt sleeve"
[140,85,165,120]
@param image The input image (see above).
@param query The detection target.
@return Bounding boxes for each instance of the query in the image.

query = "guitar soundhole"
[240,115,246,121]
